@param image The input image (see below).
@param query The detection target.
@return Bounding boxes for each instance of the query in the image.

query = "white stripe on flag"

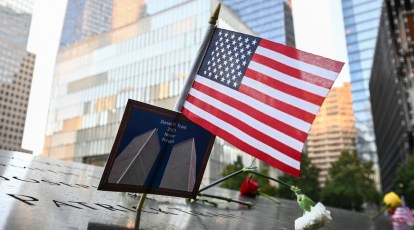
[189,87,304,151]
[242,76,320,114]
[195,76,312,132]
[248,61,330,97]
[255,46,340,81]
[184,100,301,170]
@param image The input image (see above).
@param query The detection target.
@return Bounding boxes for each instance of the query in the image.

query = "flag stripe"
[182,107,301,176]
[239,84,316,124]
[245,68,325,105]
[248,60,330,97]
[255,46,339,82]
[188,87,304,151]
[195,76,313,132]
[191,81,309,142]
[186,95,302,160]
[183,28,344,177]
[241,76,320,114]
[251,53,335,89]
[259,39,344,73]
[182,102,301,170]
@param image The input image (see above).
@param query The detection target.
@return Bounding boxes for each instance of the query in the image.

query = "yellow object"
[383,192,402,208]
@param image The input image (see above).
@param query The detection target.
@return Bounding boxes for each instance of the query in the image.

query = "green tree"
[219,156,245,190]
[219,156,277,195]
[254,167,277,195]
[275,153,321,201]
[321,150,380,211]
[394,153,414,208]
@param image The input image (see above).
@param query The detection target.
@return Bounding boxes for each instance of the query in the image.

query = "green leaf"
[321,150,380,211]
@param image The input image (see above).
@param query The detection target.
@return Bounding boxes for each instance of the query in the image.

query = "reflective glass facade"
[0,0,32,13]
[45,0,277,182]
[222,0,294,46]
[0,1,35,152]
[370,1,414,193]
[220,0,294,178]
[60,0,146,48]
[342,0,382,164]
[307,83,356,186]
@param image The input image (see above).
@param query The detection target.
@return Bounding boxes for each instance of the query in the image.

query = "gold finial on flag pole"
[173,2,221,112]
[134,3,221,229]
[209,3,221,25]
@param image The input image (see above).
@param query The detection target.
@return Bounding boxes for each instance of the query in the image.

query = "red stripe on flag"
[259,39,344,73]
[238,84,316,124]
[244,68,325,105]
[192,81,308,142]
[251,53,335,89]
[182,107,301,177]
[186,95,302,161]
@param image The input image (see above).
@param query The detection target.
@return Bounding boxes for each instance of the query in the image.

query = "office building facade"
[342,0,382,162]
[221,0,294,46]
[220,0,295,179]
[0,1,35,152]
[45,0,288,182]
[60,0,146,48]
[307,83,356,185]
[370,0,414,193]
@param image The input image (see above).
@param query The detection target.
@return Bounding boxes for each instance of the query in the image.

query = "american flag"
[181,28,344,177]
[392,207,414,224]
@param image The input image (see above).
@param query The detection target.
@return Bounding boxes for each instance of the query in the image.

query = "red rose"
[240,175,259,197]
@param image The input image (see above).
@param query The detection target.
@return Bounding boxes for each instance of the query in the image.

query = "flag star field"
[182,28,344,177]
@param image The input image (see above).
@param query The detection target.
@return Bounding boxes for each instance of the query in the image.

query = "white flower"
[295,202,332,230]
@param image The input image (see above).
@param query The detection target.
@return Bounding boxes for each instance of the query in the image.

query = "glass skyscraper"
[222,0,294,46]
[0,0,35,152]
[370,0,414,193]
[45,0,259,182]
[44,0,296,182]
[342,0,382,166]
[220,0,294,178]
[0,0,32,14]
[60,0,146,48]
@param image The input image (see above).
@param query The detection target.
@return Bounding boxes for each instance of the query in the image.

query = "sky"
[292,0,350,87]
[22,0,350,155]
[23,0,67,154]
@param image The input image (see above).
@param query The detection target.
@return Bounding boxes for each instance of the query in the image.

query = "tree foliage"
[394,153,414,208]
[219,156,277,195]
[321,150,380,211]
[254,167,277,195]
[219,156,245,190]
[275,153,321,201]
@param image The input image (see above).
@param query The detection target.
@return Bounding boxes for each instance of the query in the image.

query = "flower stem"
[198,192,253,208]
[243,168,293,188]
[371,205,390,220]
[199,167,293,193]
[198,167,256,192]
[258,190,280,204]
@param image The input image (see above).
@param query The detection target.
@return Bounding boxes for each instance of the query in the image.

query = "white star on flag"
[182,28,344,177]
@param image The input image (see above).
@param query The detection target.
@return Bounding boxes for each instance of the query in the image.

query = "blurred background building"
[0,0,35,153]
[219,0,295,178]
[306,82,356,186]
[370,0,414,193]
[59,0,146,48]
[29,0,414,192]
[342,0,383,187]
[221,0,295,47]
[42,0,295,183]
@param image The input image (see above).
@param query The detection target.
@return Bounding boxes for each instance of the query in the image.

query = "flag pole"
[173,3,221,112]
[134,3,221,229]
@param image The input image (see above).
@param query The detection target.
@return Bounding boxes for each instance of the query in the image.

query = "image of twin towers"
[108,128,197,192]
